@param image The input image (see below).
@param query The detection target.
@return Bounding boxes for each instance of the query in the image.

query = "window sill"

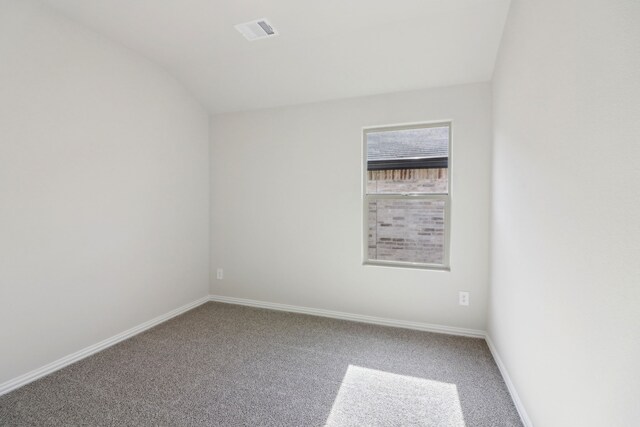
[363,261,450,272]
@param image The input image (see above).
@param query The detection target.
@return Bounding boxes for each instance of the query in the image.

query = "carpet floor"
[0,302,522,426]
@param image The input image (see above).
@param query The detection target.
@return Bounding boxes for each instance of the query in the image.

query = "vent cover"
[235,18,278,41]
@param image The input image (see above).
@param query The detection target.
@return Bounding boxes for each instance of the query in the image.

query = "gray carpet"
[0,302,522,426]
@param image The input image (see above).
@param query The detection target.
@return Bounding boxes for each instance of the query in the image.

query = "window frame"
[362,121,452,271]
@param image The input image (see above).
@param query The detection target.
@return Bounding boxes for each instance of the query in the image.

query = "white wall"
[490,0,640,426]
[0,0,209,384]
[210,83,492,330]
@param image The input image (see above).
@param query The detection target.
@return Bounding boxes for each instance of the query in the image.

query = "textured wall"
[367,169,448,264]
[368,199,445,264]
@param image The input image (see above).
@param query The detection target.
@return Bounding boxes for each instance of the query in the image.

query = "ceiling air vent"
[235,18,278,41]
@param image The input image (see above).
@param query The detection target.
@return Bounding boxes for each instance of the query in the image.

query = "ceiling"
[42,0,511,114]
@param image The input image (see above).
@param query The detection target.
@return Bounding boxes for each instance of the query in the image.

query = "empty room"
[1,0,638,426]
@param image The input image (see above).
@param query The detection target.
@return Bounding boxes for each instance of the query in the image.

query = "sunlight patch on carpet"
[325,365,465,427]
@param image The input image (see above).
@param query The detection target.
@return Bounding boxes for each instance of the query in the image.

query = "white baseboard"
[485,334,533,427]
[209,294,530,426]
[0,295,210,396]
[1,292,531,427]
[208,294,486,338]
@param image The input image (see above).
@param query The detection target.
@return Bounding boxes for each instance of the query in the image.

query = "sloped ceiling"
[42,0,510,114]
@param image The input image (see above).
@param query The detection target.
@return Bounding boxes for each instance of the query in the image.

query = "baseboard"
[209,294,531,425]
[485,334,533,427]
[1,292,531,427]
[0,295,210,396]
[208,294,486,338]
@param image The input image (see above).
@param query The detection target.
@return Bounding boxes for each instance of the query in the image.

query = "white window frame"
[362,121,452,271]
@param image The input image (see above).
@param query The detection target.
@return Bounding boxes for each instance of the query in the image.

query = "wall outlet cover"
[459,291,469,306]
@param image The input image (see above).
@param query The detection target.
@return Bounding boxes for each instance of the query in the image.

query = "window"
[363,123,451,269]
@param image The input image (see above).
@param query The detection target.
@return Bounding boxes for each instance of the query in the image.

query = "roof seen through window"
[367,126,449,161]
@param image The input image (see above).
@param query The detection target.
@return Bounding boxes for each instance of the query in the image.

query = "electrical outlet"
[459,291,469,306]
[216,268,224,280]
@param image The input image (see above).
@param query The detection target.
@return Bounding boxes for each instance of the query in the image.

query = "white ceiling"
[42,0,511,114]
